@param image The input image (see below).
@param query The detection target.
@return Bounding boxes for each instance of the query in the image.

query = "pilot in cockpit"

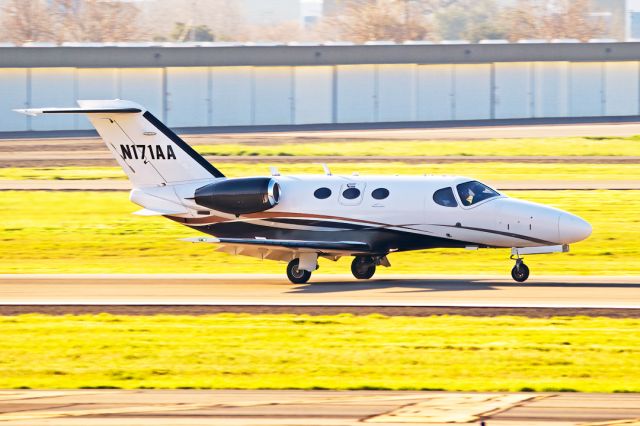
[458,181,499,206]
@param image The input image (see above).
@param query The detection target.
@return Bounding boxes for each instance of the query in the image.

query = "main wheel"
[511,262,530,283]
[286,259,311,284]
[351,256,376,280]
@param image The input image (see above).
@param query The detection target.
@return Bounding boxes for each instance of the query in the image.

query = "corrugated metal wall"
[1,62,639,132]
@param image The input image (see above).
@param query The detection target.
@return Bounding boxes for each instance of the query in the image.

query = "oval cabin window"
[342,187,361,200]
[433,187,458,207]
[371,188,389,200]
[314,187,332,199]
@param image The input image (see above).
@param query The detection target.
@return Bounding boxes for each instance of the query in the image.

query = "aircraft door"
[421,186,464,238]
[338,182,366,206]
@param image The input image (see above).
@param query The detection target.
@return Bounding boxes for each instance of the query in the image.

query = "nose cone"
[558,213,592,244]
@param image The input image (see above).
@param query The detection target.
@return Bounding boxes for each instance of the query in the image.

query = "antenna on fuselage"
[321,163,332,176]
[269,166,280,176]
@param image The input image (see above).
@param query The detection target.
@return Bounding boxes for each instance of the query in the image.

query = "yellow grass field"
[0,314,638,392]
[0,190,638,275]
[192,137,640,157]
[0,162,638,181]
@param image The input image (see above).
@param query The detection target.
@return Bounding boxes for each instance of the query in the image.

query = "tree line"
[0,0,608,45]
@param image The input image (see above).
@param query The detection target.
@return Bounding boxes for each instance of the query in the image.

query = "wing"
[182,237,371,262]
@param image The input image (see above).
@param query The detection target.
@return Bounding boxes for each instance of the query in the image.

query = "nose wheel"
[511,257,530,283]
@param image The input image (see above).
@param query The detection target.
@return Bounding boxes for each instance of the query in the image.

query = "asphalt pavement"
[1,274,639,309]
[1,390,639,425]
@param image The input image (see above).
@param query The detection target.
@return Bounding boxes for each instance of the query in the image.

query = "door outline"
[338,182,366,206]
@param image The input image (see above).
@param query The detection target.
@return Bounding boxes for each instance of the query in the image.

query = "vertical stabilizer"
[16,100,224,187]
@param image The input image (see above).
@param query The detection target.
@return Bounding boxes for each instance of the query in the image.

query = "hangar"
[1,42,639,132]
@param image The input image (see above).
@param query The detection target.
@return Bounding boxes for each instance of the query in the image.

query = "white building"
[627,0,640,39]
[2,43,640,132]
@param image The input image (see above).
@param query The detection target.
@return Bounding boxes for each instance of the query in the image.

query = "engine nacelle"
[194,177,281,215]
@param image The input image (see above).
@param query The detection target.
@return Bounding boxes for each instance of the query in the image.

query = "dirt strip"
[1,305,639,317]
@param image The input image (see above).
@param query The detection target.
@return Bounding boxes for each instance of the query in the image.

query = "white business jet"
[17,100,592,284]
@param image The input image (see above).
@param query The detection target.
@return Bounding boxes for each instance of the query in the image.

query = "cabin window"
[314,187,332,199]
[456,181,499,206]
[371,188,389,200]
[342,187,361,200]
[433,187,458,207]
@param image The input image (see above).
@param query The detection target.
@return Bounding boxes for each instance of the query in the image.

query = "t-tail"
[15,100,224,188]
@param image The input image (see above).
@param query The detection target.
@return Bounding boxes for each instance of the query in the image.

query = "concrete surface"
[0,390,639,425]
[1,274,639,309]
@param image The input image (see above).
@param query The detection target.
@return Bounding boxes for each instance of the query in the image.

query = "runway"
[1,274,639,310]
[1,389,639,425]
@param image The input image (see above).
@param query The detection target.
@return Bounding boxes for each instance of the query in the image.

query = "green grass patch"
[193,137,640,157]
[0,190,638,275]
[1,314,639,392]
[1,162,638,181]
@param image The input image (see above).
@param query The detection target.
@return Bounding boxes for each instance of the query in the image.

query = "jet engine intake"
[194,177,280,215]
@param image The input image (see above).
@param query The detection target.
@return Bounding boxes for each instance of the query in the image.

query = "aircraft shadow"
[286,278,640,294]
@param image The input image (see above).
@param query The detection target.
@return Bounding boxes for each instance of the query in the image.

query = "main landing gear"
[510,256,530,283]
[351,256,377,280]
[286,255,387,284]
[286,259,312,284]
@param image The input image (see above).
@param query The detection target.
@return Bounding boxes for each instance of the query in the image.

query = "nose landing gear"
[510,256,530,283]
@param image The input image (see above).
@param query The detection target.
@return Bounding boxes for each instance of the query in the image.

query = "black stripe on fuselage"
[142,111,225,178]
[433,224,557,245]
[266,217,555,246]
[257,218,433,234]
[190,220,479,252]
[263,218,368,230]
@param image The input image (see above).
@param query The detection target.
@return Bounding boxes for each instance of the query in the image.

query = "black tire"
[511,263,530,283]
[351,256,376,280]
[286,259,311,284]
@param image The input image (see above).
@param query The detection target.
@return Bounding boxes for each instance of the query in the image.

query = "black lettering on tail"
[120,145,132,160]
[167,145,176,160]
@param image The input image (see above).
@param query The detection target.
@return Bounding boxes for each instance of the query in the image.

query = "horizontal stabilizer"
[182,237,371,253]
[134,208,188,216]
[14,107,142,116]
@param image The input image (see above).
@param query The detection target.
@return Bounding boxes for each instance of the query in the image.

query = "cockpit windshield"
[456,181,500,206]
